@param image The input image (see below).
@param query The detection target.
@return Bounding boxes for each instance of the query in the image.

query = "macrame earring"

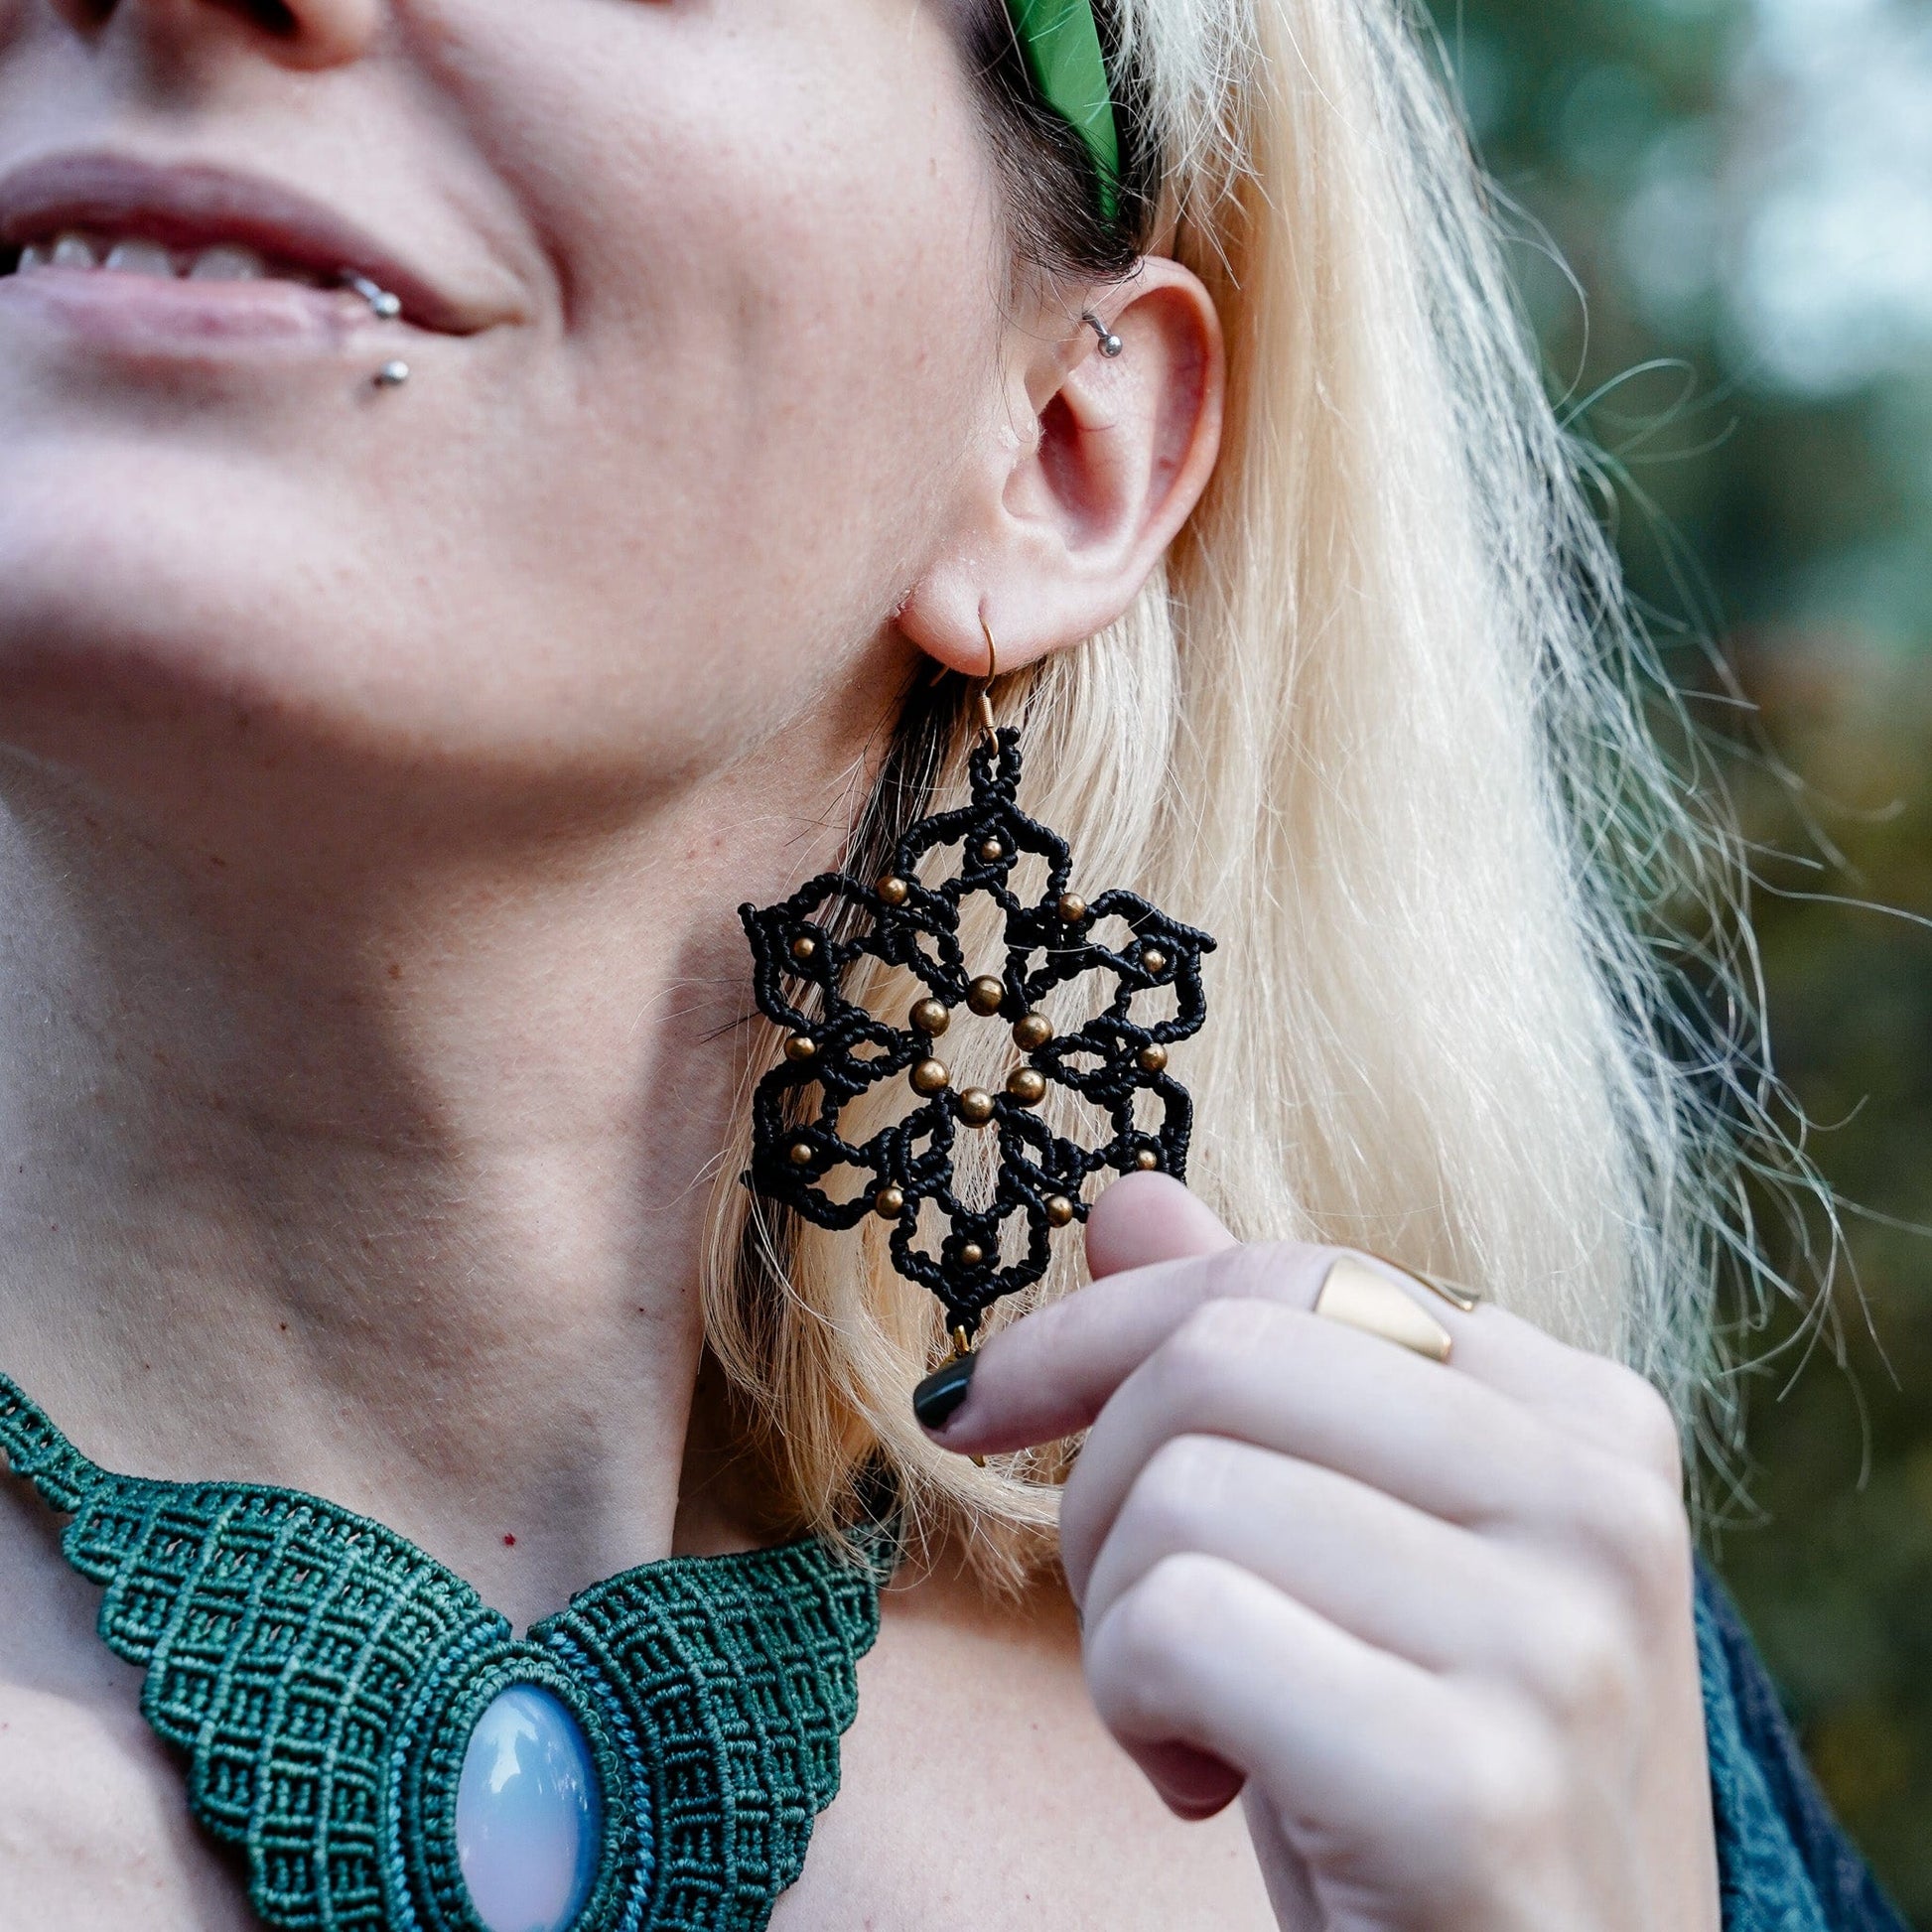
[740,623,1216,1384]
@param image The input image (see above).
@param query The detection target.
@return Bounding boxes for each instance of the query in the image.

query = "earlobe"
[897,258,1225,678]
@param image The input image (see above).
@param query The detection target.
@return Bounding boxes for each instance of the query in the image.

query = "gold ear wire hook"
[978,617,999,736]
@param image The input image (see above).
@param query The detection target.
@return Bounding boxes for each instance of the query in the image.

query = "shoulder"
[779,1556,1276,1932]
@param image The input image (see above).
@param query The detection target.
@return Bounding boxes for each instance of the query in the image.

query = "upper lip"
[0,152,486,336]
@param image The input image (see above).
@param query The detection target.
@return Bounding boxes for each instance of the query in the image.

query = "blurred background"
[1419,0,1932,1912]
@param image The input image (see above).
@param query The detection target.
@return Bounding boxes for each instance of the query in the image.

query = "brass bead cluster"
[901,993,1059,1122]
[791,962,1166,1229]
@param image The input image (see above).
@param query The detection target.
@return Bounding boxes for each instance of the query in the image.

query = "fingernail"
[912,1352,978,1434]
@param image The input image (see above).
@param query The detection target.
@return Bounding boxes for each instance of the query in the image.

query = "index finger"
[924,1237,1373,1452]
[917,1183,1666,1471]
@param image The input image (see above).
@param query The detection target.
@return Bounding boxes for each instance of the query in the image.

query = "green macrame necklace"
[0,1371,896,1932]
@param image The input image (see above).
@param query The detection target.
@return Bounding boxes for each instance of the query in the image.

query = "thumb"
[1084,1170,1239,1280]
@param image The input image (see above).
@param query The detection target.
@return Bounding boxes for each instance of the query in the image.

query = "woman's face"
[0,0,1010,821]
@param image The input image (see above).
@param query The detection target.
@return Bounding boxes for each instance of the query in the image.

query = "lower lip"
[0,264,396,356]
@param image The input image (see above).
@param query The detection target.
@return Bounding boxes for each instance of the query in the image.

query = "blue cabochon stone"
[455,1685,604,1932]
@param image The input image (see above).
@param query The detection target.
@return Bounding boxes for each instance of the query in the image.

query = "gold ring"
[1312,1256,1455,1364]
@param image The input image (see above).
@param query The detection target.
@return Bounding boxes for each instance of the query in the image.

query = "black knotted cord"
[741,727,1214,1339]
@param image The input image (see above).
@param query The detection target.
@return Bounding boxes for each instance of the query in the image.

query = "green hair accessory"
[1006,0,1124,218]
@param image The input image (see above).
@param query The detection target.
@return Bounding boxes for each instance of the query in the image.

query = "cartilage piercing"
[373,360,411,389]
[1082,311,1123,358]
[344,272,403,322]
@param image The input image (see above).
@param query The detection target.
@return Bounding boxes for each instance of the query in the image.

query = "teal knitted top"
[1698,1565,1909,1932]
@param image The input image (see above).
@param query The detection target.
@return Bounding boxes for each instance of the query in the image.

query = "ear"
[897,258,1225,675]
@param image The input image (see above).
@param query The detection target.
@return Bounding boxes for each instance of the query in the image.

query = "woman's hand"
[917,1174,1719,1931]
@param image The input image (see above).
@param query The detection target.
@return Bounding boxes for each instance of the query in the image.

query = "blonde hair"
[705,0,1774,1576]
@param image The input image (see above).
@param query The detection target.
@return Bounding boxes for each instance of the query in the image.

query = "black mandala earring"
[740,624,1215,1383]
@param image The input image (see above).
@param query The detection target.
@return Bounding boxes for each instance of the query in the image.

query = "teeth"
[103,238,177,277]
[7,231,334,290]
[188,245,267,282]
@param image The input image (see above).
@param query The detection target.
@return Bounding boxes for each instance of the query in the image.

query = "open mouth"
[0,155,486,338]
[5,230,370,299]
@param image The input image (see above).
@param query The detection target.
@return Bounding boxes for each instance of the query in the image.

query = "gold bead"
[909,1058,951,1097]
[958,1087,996,1126]
[1007,1067,1047,1106]
[877,875,910,906]
[787,1140,814,1167]
[1056,893,1088,925]
[966,976,1005,1017]
[875,1185,906,1218]
[1044,1195,1076,1228]
[1012,1012,1052,1050]
[1141,946,1169,975]
[978,838,1006,863]
[910,998,951,1036]
[1135,1149,1161,1172]
[784,1035,818,1063]
[959,1242,985,1268]
[1136,1041,1169,1074]
[789,934,818,962]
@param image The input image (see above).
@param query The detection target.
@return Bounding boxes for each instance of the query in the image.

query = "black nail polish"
[912,1353,977,1433]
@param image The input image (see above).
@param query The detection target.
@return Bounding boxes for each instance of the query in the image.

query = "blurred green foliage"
[1419,0,1932,1914]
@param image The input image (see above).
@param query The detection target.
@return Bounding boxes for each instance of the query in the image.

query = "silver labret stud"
[373,360,411,389]
[345,272,403,322]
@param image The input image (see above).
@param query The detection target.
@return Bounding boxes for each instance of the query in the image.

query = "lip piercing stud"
[345,272,403,322]
[373,360,411,389]
[1082,311,1123,358]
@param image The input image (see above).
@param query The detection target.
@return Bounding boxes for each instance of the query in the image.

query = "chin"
[0,440,431,833]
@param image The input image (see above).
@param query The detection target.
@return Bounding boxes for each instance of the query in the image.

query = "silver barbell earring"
[1082,311,1123,358]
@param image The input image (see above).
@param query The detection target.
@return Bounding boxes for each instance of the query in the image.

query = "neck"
[0,713,879,1630]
